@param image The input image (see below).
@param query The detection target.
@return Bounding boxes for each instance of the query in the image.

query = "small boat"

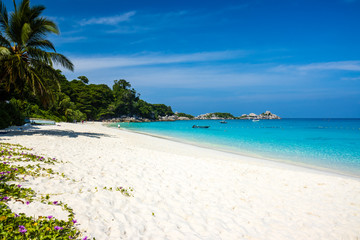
[220,121,227,124]
[252,119,260,122]
[192,125,210,128]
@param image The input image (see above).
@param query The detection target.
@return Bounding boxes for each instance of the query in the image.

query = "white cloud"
[51,36,86,44]
[341,76,360,81]
[272,61,360,72]
[80,11,136,26]
[64,62,294,90]
[298,61,360,71]
[61,52,360,103]
[67,50,247,71]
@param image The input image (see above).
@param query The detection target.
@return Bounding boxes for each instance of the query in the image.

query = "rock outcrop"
[240,111,280,120]
[103,111,280,123]
[194,113,235,120]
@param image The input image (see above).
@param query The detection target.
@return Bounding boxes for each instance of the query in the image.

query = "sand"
[1,122,360,240]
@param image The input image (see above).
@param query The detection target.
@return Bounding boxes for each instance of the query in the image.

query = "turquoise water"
[30,119,55,125]
[110,119,360,177]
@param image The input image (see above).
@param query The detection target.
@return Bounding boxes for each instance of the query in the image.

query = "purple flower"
[69,237,73,239]
[14,214,19,217]
[26,201,30,205]
[54,226,63,231]
[17,185,22,188]
[83,237,88,240]
[19,225,27,233]
[47,215,53,219]
[53,201,58,205]
[72,219,77,224]
[2,196,9,201]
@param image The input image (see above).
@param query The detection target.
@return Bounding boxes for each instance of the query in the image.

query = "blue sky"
[10,0,360,117]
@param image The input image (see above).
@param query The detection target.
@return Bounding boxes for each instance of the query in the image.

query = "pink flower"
[19,225,27,233]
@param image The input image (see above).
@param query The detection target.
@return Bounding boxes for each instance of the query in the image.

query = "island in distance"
[105,111,280,123]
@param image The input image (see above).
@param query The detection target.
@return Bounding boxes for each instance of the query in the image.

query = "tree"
[112,79,139,116]
[0,0,73,105]
[77,76,89,84]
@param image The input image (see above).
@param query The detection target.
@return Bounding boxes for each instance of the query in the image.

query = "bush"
[175,112,194,119]
[0,101,25,129]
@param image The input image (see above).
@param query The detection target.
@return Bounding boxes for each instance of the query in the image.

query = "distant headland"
[104,111,281,123]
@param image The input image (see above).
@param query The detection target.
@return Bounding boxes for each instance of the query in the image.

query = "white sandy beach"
[1,122,360,240]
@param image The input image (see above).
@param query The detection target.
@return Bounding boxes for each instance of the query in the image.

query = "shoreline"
[1,122,360,239]
[107,123,360,180]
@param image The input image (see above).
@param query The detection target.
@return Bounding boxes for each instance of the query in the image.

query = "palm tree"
[0,0,73,105]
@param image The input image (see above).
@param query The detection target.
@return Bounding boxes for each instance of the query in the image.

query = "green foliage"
[135,100,155,119]
[0,0,73,106]
[0,205,80,240]
[101,186,134,197]
[0,142,90,240]
[151,104,174,117]
[175,112,194,119]
[135,100,173,119]
[112,79,139,117]
[77,76,89,84]
[60,77,114,120]
[0,100,25,129]
[1,1,174,124]
[211,112,235,119]
[2,69,174,122]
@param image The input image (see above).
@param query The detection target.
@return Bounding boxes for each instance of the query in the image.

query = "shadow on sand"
[0,125,110,139]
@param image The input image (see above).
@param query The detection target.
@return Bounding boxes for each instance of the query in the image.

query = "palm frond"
[48,52,74,71]
[1,0,74,107]
[29,5,45,20]
[0,46,10,56]
[27,39,56,51]
[0,33,11,48]
[27,18,59,43]
[37,17,59,35]
[18,0,30,16]
[27,47,52,65]
[8,11,22,44]
[0,1,9,32]
[21,22,31,44]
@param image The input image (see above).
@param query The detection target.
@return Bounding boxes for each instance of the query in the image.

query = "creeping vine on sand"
[0,142,92,240]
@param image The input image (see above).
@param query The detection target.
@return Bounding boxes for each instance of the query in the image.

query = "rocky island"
[238,111,281,120]
[104,111,280,123]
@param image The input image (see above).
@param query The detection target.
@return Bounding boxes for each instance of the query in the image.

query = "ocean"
[110,119,360,177]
